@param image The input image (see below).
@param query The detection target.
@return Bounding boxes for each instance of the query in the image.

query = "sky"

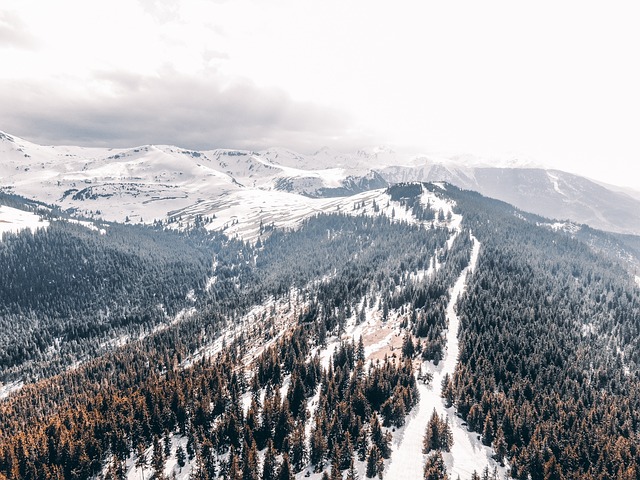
[1,0,639,189]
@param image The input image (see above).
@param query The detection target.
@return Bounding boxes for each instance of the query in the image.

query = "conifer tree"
[242,439,259,480]
[402,332,415,359]
[176,446,186,471]
[493,426,507,466]
[423,451,448,480]
[440,373,454,408]
[261,440,277,480]
[310,416,328,470]
[135,443,148,480]
[151,435,166,480]
[365,445,383,479]
[482,414,494,447]
[346,457,359,480]
[369,413,391,459]
[423,409,453,453]
[276,453,295,480]
[289,421,307,473]
[227,448,241,480]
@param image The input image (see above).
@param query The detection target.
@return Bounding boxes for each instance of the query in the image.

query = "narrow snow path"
[386,234,505,480]
[384,379,435,479]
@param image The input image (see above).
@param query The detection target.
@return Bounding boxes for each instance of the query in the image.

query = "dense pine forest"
[1,184,640,479]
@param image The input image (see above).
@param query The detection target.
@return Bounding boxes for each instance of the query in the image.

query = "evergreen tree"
[423,409,453,453]
[440,373,454,408]
[176,446,186,471]
[289,422,307,473]
[242,440,259,480]
[310,417,328,470]
[402,332,415,359]
[276,453,295,480]
[365,445,382,479]
[482,414,494,447]
[369,413,391,459]
[151,435,166,480]
[346,457,359,480]
[227,448,241,480]
[493,426,507,466]
[135,443,148,480]
[423,451,448,480]
[261,440,277,480]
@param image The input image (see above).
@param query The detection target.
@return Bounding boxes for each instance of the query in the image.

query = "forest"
[1,184,640,479]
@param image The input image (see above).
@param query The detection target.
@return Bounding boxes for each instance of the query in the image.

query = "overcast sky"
[1,0,639,189]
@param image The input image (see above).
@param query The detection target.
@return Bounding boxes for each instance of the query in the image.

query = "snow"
[547,172,567,197]
[544,221,581,235]
[0,380,24,400]
[66,218,107,234]
[386,234,506,480]
[635,276,640,288]
[172,183,459,244]
[0,205,49,238]
[114,433,195,480]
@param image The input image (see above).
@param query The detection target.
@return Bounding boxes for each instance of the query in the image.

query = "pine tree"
[402,332,415,359]
[346,457,359,480]
[355,425,369,462]
[365,445,381,479]
[276,453,295,480]
[289,421,307,473]
[482,414,494,447]
[440,373,454,408]
[423,451,448,480]
[287,372,307,420]
[151,435,166,480]
[106,455,127,480]
[423,410,453,453]
[242,440,259,480]
[369,413,391,458]
[176,446,186,471]
[310,416,328,470]
[135,442,148,480]
[330,449,342,480]
[493,426,507,466]
[340,431,355,470]
[262,440,277,480]
[190,451,209,480]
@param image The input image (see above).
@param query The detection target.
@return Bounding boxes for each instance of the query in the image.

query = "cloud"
[0,70,365,152]
[0,10,39,50]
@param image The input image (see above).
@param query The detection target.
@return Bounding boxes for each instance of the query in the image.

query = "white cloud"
[0,70,363,151]
[1,0,639,189]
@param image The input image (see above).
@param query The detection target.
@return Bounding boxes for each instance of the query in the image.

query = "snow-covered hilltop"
[2,130,640,236]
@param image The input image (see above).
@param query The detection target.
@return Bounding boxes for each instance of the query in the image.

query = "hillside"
[1,183,640,479]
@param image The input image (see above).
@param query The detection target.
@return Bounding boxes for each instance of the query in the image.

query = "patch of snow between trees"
[0,205,49,239]
[386,233,508,480]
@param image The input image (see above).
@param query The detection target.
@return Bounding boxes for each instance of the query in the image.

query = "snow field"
[0,205,49,238]
[178,183,459,244]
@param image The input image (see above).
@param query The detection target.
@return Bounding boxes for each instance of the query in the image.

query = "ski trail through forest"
[386,233,505,479]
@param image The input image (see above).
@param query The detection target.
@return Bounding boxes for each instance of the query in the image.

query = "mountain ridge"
[2,130,639,236]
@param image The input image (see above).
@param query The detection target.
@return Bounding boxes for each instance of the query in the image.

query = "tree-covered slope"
[2,184,640,479]
[439,184,640,479]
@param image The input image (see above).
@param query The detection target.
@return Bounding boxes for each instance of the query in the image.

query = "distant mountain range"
[2,130,639,236]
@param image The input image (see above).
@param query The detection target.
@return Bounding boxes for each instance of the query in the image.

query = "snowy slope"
[385,234,506,479]
[2,130,639,235]
[0,205,49,238]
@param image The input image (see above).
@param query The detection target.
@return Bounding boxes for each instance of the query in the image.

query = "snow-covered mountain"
[2,131,639,236]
